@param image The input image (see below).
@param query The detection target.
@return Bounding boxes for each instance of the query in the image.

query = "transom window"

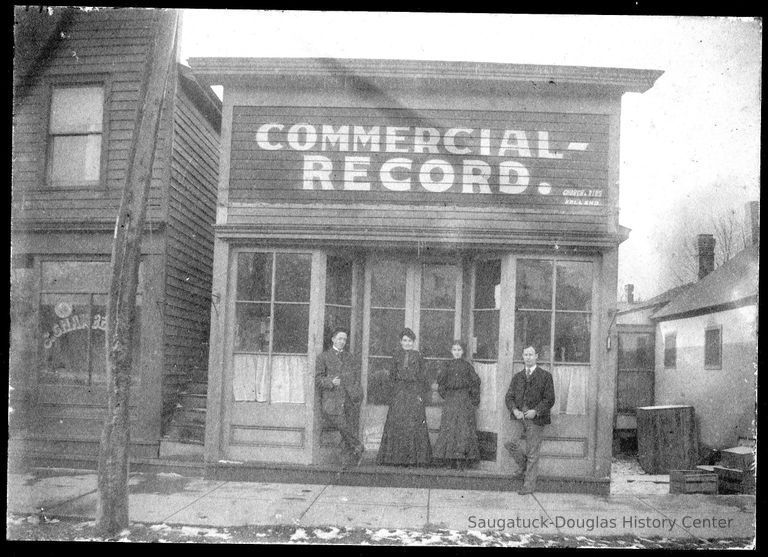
[48,85,103,185]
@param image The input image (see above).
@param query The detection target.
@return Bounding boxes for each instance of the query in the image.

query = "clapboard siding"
[12,8,168,225]
[162,78,220,428]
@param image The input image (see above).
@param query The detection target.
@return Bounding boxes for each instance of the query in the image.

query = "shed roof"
[652,243,759,321]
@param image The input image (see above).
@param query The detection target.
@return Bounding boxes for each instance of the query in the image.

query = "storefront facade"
[190,58,662,490]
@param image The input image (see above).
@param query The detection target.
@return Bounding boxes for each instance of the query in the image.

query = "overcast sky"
[179,11,761,300]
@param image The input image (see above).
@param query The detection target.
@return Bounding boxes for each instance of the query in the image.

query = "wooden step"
[172,408,206,424]
[183,381,208,395]
[164,422,205,444]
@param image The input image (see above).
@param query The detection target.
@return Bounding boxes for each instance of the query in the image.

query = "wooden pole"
[96,9,179,536]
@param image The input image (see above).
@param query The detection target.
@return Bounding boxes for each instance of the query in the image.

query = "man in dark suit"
[315,328,365,468]
[504,345,555,494]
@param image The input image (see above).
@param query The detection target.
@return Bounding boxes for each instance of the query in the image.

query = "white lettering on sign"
[43,313,105,349]
[252,122,600,202]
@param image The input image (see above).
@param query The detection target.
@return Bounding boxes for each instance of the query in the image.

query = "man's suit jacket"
[315,349,363,415]
[504,365,555,426]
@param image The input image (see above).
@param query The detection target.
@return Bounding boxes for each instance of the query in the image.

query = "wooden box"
[637,405,698,474]
[720,446,754,472]
[712,465,756,495]
[670,469,718,494]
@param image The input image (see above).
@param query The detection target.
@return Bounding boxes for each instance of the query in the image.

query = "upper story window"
[704,326,722,369]
[48,85,104,185]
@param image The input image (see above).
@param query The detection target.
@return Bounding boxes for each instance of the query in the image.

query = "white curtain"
[270,355,307,403]
[233,354,306,403]
[552,365,588,415]
[473,362,497,430]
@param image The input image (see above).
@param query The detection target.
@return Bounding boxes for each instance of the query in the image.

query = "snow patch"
[157,472,184,478]
[178,526,231,539]
[150,523,173,531]
[313,527,341,540]
[290,528,308,541]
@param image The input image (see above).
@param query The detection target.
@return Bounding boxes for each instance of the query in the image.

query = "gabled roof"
[617,282,694,315]
[652,243,759,321]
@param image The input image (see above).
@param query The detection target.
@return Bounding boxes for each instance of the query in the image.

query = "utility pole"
[96,9,179,536]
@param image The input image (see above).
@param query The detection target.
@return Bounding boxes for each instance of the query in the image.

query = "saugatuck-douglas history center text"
[466,515,736,532]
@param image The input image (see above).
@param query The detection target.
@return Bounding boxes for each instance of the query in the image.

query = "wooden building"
[10,8,221,462]
[188,57,662,493]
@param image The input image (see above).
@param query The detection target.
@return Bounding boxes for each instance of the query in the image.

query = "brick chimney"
[624,284,635,304]
[697,234,715,280]
[746,201,760,246]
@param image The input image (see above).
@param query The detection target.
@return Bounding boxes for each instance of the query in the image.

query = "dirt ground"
[610,453,670,495]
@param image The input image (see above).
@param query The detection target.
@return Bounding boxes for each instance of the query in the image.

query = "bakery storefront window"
[39,260,142,386]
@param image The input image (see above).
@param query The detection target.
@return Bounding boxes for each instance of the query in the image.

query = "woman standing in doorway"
[433,340,481,469]
[377,328,432,466]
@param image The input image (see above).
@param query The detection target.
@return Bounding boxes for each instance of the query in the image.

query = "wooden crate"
[637,405,698,474]
[669,469,718,494]
[720,446,754,472]
[712,465,756,495]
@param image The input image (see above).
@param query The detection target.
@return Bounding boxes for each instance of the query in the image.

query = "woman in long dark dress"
[376,328,432,466]
[433,340,481,469]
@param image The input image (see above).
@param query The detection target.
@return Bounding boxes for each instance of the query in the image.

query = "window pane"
[556,261,592,310]
[275,253,311,302]
[50,86,103,134]
[705,329,721,367]
[421,264,458,309]
[326,256,353,305]
[554,313,591,362]
[42,261,110,292]
[39,294,92,385]
[369,308,405,356]
[367,356,392,405]
[323,305,351,351]
[235,302,271,352]
[371,259,407,307]
[475,259,501,309]
[236,253,272,302]
[50,135,101,183]
[273,303,309,353]
[514,310,551,361]
[473,309,499,360]
[516,259,553,309]
[419,309,455,358]
[618,333,654,370]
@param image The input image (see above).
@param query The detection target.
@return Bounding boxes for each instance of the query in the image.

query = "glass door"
[360,257,462,451]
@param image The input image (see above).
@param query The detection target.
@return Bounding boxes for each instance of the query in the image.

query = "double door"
[360,257,463,449]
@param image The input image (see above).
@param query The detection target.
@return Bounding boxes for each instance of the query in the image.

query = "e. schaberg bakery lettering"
[230,107,610,207]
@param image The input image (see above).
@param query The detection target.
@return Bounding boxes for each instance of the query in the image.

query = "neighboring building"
[10,8,221,462]
[615,203,759,452]
[652,240,758,450]
[189,57,662,493]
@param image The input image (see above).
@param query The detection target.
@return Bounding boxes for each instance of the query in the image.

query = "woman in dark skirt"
[376,328,432,466]
[433,340,481,469]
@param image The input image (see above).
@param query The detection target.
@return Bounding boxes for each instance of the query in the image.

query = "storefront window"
[323,256,353,350]
[472,259,501,361]
[514,258,592,415]
[367,259,407,405]
[420,264,460,406]
[39,260,142,386]
[233,251,311,403]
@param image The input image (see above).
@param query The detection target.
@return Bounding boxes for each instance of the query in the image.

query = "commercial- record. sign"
[230,107,610,207]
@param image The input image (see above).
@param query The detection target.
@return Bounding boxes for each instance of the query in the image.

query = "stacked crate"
[669,469,718,494]
[712,446,755,494]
